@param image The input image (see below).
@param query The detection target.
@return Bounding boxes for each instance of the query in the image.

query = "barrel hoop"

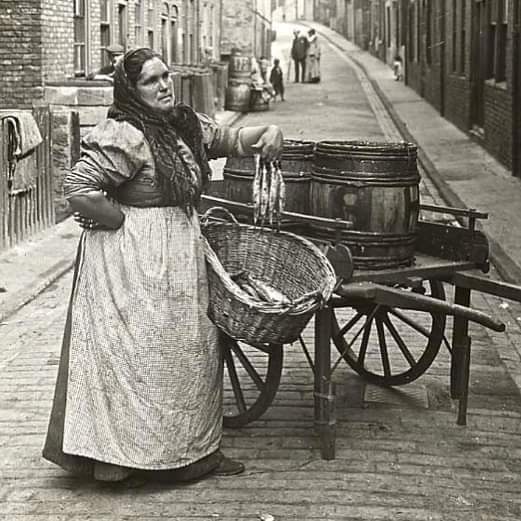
[310,229,417,243]
[310,172,420,186]
[224,169,311,182]
[351,257,415,269]
[316,140,417,154]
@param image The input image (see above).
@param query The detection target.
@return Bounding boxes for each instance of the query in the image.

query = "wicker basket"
[201,207,337,347]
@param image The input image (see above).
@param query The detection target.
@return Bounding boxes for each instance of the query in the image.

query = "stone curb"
[0,217,80,324]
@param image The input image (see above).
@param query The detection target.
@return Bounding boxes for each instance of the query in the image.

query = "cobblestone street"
[1,20,521,521]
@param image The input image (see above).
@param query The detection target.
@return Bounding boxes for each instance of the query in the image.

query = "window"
[171,5,179,62]
[386,6,391,48]
[188,0,195,63]
[408,2,416,62]
[135,0,143,45]
[487,0,508,82]
[460,0,466,74]
[73,0,86,76]
[425,0,432,65]
[161,3,169,62]
[100,0,111,67]
[209,4,214,47]
[118,1,127,48]
[452,0,457,72]
[416,1,421,62]
[147,0,155,49]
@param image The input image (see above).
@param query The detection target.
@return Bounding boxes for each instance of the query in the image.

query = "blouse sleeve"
[197,112,242,160]
[64,119,148,198]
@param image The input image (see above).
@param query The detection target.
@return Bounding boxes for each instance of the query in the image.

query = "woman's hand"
[73,212,113,230]
[68,190,125,230]
[238,125,284,161]
[250,125,283,161]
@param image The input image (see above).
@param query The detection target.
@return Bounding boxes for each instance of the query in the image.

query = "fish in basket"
[201,205,337,348]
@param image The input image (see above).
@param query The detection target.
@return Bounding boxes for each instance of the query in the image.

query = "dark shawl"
[107,59,212,214]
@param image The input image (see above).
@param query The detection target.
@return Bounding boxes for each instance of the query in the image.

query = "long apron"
[43,205,222,472]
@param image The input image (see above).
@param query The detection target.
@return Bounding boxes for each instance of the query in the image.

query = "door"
[513,0,521,176]
[470,0,487,129]
[439,0,446,116]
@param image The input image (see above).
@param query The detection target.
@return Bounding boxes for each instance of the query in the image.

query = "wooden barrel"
[225,50,251,112]
[249,87,270,112]
[223,139,315,217]
[192,70,215,117]
[228,49,252,82]
[310,140,420,270]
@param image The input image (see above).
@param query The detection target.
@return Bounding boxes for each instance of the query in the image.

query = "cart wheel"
[222,337,283,428]
[332,280,446,386]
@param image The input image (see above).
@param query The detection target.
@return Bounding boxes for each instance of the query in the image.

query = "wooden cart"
[201,193,521,459]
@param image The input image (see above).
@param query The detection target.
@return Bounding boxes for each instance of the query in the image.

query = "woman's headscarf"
[107,48,211,214]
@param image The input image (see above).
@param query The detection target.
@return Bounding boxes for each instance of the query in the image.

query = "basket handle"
[201,206,239,226]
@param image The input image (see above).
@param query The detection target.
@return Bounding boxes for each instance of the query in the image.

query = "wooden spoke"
[332,280,446,386]
[357,316,373,365]
[376,317,391,377]
[229,340,265,391]
[389,308,431,338]
[223,345,247,414]
[222,340,284,428]
[382,314,417,367]
[337,311,364,337]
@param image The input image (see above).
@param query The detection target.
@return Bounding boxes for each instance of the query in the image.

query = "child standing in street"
[269,58,285,101]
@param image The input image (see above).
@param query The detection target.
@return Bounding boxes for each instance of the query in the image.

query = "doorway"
[470,0,486,130]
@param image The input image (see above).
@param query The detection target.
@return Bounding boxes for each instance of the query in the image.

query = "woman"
[304,29,321,83]
[43,48,283,484]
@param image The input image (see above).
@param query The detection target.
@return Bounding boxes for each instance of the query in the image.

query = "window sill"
[449,73,466,80]
[484,78,507,91]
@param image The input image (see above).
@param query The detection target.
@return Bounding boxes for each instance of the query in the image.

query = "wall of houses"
[0,1,44,109]
[1,0,222,97]
[330,0,519,175]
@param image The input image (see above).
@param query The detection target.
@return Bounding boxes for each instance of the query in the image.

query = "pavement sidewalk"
[308,22,521,286]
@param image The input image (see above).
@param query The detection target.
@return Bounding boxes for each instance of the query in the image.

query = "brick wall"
[444,76,471,131]
[221,0,271,59]
[42,0,73,82]
[0,0,43,109]
[483,85,513,169]
[221,0,255,55]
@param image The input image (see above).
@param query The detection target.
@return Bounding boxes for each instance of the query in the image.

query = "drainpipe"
[513,0,521,177]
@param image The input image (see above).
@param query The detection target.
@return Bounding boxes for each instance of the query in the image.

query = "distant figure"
[304,29,321,83]
[393,55,403,81]
[259,56,270,83]
[269,58,285,101]
[290,29,309,83]
[87,44,124,83]
[202,46,214,67]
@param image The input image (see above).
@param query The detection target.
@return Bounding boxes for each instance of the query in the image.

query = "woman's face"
[136,57,175,112]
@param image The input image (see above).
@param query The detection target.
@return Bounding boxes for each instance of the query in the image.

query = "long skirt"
[43,205,222,476]
[304,56,320,83]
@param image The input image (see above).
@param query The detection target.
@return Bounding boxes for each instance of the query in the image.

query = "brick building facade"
[221,0,273,59]
[0,0,223,109]
[326,0,521,177]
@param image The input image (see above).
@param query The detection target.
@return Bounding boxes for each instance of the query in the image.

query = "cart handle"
[446,272,521,304]
[419,204,488,220]
[201,195,354,230]
[335,281,505,332]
